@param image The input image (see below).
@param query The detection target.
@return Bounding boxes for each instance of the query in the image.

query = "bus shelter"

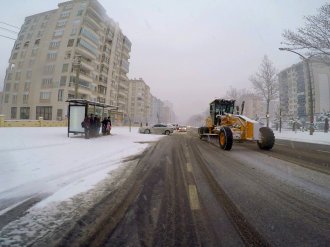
[66,99,118,137]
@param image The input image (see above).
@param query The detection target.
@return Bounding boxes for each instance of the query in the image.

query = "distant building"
[1,0,131,123]
[128,78,151,125]
[150,95,163,124]
[278,58,330,120]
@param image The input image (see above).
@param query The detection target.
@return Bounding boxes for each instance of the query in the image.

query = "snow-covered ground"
[274,130,330,145]
[0,126,164,245]
[0,127,163,211]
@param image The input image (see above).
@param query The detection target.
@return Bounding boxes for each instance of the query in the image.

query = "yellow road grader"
[198,99,275,151]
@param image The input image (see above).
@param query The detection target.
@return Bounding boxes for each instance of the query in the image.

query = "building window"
[41,22,48,29]
[36,106,52,120]
[24,82,30,91]
[14,82,19,91]
[11,107,17,119]
[56,20,67,28]
[62,63,69,73]
[37,31,43,38]
[31,48,38,57]
[4,94,9,103]
[26,70,32,80]
[28,59,35,68]
[57,109,63,120]
[49,40,61,49]
[23,94,29,104]
[42,78,53,88]
[23,41,29,48]
[43,64,55,74]
[18,61,24,69]
[65,51,71,59]
[12,95,17,104]
[11,53,18,60]
[64,4,73,10]
[77,9,84,16]
[15,43,21,50]
[47,52,57,60]
[60,76,67,86]
[40,91,51,100]
[60,11,71,19]
[58,89,64,101]
[20,51,26,59]
[67,39,74,47]
[5,83,11,92]
[20,107,30,119]
[34,39,40,46]
[15,72,21,80]
[53,29,64,37]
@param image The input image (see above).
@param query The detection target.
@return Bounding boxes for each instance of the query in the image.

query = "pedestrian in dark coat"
[107,117,112,135]
[325,118,329,133]
[82,116,91,139]
[102,117,108,135]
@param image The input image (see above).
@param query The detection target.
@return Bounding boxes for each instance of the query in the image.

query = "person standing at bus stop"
[82,115,91,139]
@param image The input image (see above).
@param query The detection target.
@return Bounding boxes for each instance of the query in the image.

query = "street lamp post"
[279,48,314,135]
[73,55,81,99]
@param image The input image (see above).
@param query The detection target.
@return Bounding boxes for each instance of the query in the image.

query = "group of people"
[82,114,112,139]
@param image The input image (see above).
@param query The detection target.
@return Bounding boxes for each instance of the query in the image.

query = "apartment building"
[1,0,131,122]
[278,58,330,120]
[128,78,151,125]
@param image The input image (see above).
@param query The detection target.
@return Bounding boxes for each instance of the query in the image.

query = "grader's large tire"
[257,127,275,150]
[219,127,233,151]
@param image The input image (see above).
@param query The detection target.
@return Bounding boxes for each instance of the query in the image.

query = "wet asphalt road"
[59,130,330,247]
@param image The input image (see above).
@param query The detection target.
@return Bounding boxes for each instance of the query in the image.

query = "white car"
[139,124,174,135]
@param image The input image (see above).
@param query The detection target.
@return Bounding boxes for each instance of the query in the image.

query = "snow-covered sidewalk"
[0,127,163,211]
[274,130,330,145]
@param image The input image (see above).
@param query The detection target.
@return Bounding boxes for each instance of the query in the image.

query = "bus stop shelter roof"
[66,99,118,110]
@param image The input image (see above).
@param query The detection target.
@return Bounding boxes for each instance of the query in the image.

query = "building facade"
[278,58,330,120]
[1,0,131,122]
[128,78,151,125]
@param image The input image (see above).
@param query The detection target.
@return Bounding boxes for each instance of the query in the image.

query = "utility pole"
[279,108,282,133]
[279,48,314,135]
[73,55,81,99]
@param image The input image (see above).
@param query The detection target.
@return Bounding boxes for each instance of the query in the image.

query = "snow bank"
[274,130,330,145]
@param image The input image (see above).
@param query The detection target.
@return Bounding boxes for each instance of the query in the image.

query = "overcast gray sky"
[0,0,327,122]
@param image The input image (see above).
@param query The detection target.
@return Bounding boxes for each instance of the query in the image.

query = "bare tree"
[225,86,241,100]
[249,55,278,127]
[282,3,330,56]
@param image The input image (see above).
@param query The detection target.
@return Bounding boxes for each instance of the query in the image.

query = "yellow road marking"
[187,162,192,172]
[189,185,200,210]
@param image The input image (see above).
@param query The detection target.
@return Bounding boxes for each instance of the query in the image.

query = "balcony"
[80,59,94,71]
[118,82,128,91]
[118,90,127,98]
[76,45,97,60]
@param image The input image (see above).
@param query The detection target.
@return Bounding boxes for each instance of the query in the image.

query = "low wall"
[0,115,67,127]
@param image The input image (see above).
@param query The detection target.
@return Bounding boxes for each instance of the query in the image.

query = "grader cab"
[198,99,275,151]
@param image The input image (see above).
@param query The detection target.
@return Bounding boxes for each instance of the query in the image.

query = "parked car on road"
[139,124,174,135]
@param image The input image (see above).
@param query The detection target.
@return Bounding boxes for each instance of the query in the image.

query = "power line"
[0,26,18,34]
[0,34,16,41]
[0,21,20,30]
